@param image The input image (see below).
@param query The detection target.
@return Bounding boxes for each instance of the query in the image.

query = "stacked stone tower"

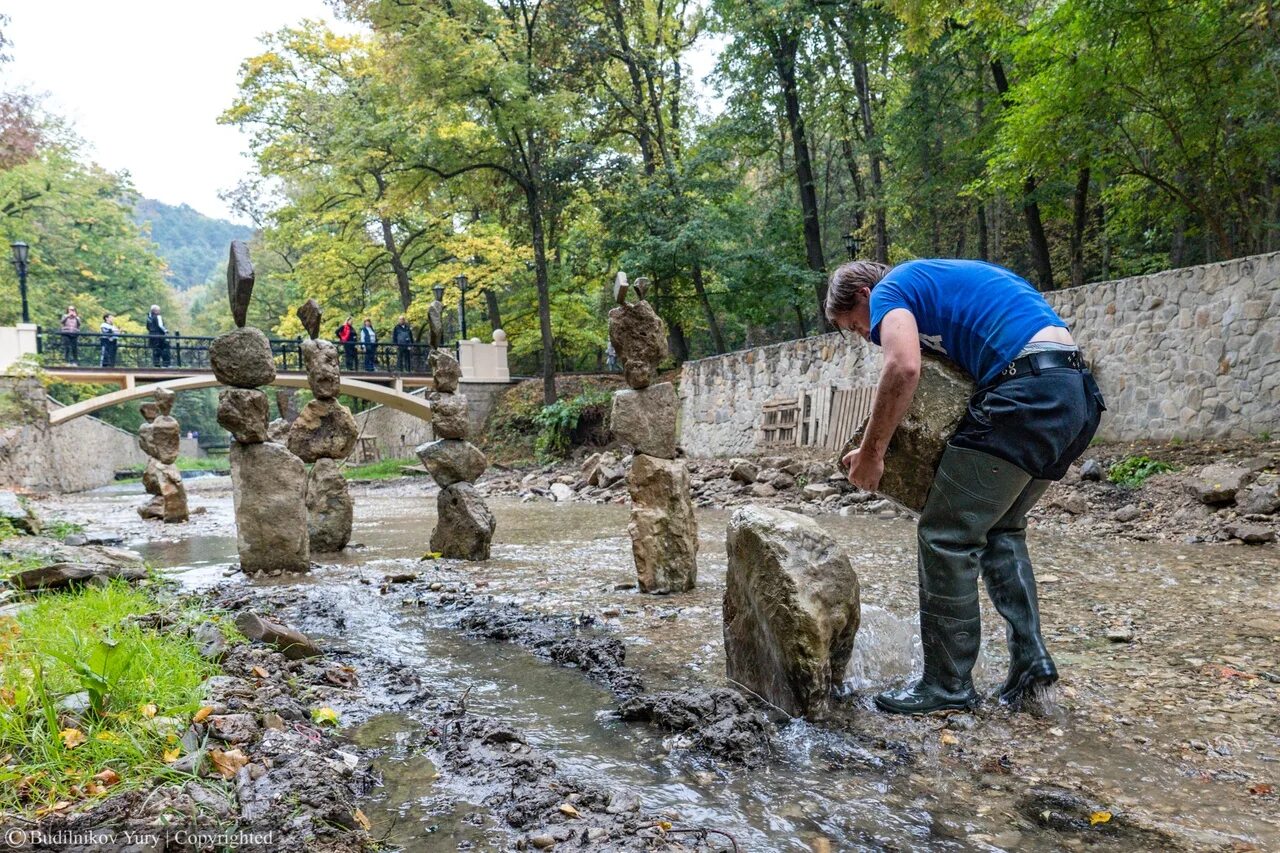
[137,387,188,523]
[288,298,359,552]
[214,241,310,575]
[416,348,496,560]
[608,272,698,593]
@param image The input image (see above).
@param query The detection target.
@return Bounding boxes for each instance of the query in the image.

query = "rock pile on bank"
[216,241,310,574]
[609,273,698,593]
[417,349,496,560]
[288,298,359,553]
[137,387,188,523]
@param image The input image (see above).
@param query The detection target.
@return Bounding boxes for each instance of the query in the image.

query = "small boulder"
[287,399,358,462]
[430,349,462,394]
[803,483,839,501]
[210,326,276,388]
[301,339,341,399]
[193,622,227,662]
[550,482,575,502]
[1112,504,1141,523]
[724,506,860,718]
[610,382,678,459]
[217,388,270,444]
[627,454,698,593]
[751,482,777,498]
[1186,464,1256,505]
[430,482,496,561]
[1079,458,1104,482]
[306,458,353,553]
[608,300,667,389]
[429,392,470,440]
[730,459,758,484]
[234,611,321,659]
[1224,522,1275,545]
[208,713,258,744]
[415,439,487,487]
[138,415,181,464]
[1237,481,1280,516]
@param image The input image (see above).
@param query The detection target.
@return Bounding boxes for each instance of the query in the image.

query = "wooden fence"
[756,385,876,452]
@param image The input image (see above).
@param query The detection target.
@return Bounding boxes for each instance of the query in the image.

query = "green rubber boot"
[980,479,1058,706]
[876,446,1031,715]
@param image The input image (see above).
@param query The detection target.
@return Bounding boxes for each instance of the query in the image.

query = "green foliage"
[132,199,252,291]
[1107,455,1175,488]
[532,388,613,461]
[342,458,416,481]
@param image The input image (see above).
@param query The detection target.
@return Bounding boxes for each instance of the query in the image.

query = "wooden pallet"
[758,398,800,447]
[822,386,877,451]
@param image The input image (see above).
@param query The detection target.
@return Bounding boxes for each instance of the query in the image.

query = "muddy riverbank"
[29,476,1280,851]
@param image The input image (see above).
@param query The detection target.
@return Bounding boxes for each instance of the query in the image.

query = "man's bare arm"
[860,308,921,458]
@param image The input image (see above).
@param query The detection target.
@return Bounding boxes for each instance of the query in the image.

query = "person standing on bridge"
[337,316,357,371]
[827,259,1104,714]
[59,305,81,364]
[99,313,119,368]
[146,305,170,368]
[360,318,378,372]
[392,315,414,373]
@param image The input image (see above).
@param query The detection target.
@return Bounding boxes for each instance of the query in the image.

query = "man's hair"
[103,313,111,321]
[825,261,891,322]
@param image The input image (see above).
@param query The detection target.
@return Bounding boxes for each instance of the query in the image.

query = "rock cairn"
[216,241,310,575]
[608,272,698,593]
[416,348,496,560]
[137,387,188,523]
[287,298,360,553]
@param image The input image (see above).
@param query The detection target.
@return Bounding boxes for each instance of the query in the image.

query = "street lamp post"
[454,274,469,342]
[10,241,30,324]
[843,232,861,262]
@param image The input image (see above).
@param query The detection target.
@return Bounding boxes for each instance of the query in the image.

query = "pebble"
[1106,626,1135,643]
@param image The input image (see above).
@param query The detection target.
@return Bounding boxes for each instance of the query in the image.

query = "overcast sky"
[4,0,356,223]
[5,1,722,226]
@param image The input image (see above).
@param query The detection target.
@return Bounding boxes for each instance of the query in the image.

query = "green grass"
[342,458,417,480]
[124,456,229,475]
[1108,455,1176,488]
[0,582,224,817]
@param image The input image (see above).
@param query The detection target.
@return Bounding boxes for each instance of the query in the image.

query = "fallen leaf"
[94,732,122,743]
[35,801,72,817]
[1248,783,1273,796]
[162,746,181,763]
[939,731,959,746]
[353,808,371,831]
[60,728,86,749]
[0,687,15,706]
[209,748,249,779]
[1089,811,1112,826]
[84,781,105,797]
[93,768,120,786]
[559,803,581,818]
[139,703,158,718]
[192,706,213,724]
[420,551,443,561]
[312,706,340,726]
[251,666,269,679]
[657,820,672,832]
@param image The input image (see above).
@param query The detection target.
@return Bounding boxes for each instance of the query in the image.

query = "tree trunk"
[526,185,557,405]
[1070,166,1090,288]
[851,57,888,262]
[483,288,503,334]
[976,204,990,260]
[793,304,808,338]
[691,261,725,355]
[668,320,689,363]
[379,217,414,310]
[990,60,1054,290]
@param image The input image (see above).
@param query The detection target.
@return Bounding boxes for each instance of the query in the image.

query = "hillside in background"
[133,198,253,290]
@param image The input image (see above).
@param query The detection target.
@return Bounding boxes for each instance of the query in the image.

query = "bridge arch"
[48,374,434,426]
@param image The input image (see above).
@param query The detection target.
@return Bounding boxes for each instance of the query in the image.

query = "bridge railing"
[34,328,437,376]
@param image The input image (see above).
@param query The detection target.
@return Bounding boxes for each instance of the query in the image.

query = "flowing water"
[52,481,1280,851]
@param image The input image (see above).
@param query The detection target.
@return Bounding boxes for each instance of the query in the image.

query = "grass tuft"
[342,458,417,480]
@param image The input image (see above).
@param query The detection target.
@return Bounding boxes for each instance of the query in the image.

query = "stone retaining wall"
[679,253,1280,456]
[353,380,512,460]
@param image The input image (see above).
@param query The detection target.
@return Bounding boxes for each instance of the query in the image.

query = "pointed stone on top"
[633,276,650,301]
[227,240,255,328]
[613,271,629,305]
[297,299,322,340]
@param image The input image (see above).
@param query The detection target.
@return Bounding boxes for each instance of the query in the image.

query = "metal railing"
[35,328,438,376]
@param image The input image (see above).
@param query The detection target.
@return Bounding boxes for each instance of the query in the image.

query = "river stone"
[210,326,276,388]
[306,458,352,553]
[267,417,290,443]
[139,415,181,464]
[1186,464,1255,505]
[227,240,255,328]
[302,338,341,399]
[150,461,188,523]
[287,398,358,462]
[1224,522,1275,545]
[153,386,175,416]
[611,382,677,459]
[430,482,496,561]
[627,454,698,593]
[429,392,469,440]
[608,299,667,389]
[234,611,321,659]
[1238,481,1280,515]
[296,298,322,340]
[730,459,758,484]
[142,458,163,496]
[416,438,487,487]
[9,562,146,591]
[217,388,270,444]
[724,506,861,719]
[430,349,461,394]
[139,402,159,423]
[230,441,309,574]
[841,357,972,512]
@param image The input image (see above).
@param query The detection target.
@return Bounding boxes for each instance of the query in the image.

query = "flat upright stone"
[613,270,629,304]
[153,387,175,416]
[302,338,341,399]
[430,349,461,394]
[139,402,159,422]
[428,300,444,348]
[297,298,322,340]
[842,357,972,511]
[307,458,352,553]
[416,438,487,487]
[611,382,677,459]
[287,398,358,462]
[724,506,861,719]
[230,441,309,574]
[608,300,667,389]
[431,482,496,561]
[429,392,469,440]
[234,611,321,659]
[217,388,270,444]
[138,415,180,464]
[227,240,255,328]
[211,326,276,388]
[627,454,698,593]
[275,388,299,422]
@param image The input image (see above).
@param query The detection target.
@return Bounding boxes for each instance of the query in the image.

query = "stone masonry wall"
[352,380,512,461]
[679,253,1280,456]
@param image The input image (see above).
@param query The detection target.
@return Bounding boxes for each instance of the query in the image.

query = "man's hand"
[842,446,884,492]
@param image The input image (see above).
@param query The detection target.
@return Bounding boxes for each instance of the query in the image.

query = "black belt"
[990,349,1087,386]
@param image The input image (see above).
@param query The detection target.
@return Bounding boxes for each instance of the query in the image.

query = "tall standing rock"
[431,482,496,561]
[724,506,861,718]
[231,441,309,574]
[628,454,698,592]
[307,458,353,553]
[136,394,188,523]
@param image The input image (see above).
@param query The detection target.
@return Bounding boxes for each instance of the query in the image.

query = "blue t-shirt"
[869,259,1067,385]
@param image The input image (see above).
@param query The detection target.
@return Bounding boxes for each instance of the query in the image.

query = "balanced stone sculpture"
[417,349,496,560]
[289,300,359,552]
[609,272,697,592]
[217,241,310,574]
[137,387,188,523]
